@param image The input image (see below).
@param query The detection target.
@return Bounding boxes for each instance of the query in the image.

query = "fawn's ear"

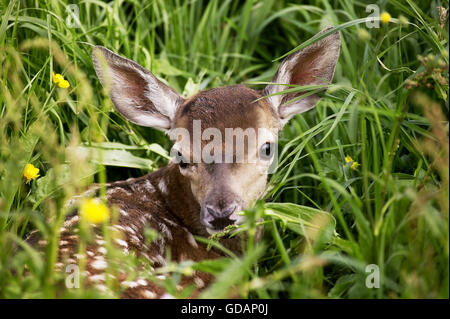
[264,28,340,124]
[92,46,184,131]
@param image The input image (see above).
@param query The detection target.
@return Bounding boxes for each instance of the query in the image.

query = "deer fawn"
[27,28,340,298]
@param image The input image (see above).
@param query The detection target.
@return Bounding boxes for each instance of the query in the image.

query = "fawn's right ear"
[92,46,184,131]
[264,28,340,125]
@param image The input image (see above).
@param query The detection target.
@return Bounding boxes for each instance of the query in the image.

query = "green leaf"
[75,146,153,169]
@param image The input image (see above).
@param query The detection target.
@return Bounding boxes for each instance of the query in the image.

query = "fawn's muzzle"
[201,200,242,232]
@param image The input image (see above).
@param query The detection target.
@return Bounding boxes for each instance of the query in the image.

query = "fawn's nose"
[206,204,236,219]
[202,202,240,231]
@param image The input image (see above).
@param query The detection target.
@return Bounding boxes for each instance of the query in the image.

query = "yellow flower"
[52,72,63,83]
[80,198,110,224]
[52,71,70,88]
[344,155,360,171]
[350,161,360,170]
[23,163,40,183]
[58,80,70,88]
[380,12,391,24]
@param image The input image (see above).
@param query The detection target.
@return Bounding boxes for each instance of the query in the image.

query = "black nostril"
[206,205,218,218]
[221,204,236,218]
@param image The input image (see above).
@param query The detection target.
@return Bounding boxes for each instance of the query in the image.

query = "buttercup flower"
[344,155,360,170]
[52,72,63,84]
[58,79,70,88]
[80,198,110,224]
[23,163,40,183]
[380,12,392,24]
[52,71,70,88]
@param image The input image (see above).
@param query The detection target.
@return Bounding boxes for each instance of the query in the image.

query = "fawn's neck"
[152,163,206,236]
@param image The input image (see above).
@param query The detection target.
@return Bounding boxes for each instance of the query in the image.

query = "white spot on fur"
[143,290,156,298]
[91,259,107,270]
[144,180,155,192]
[122,281,139,288]
[159,223,173,240]
[113,225,125,231]
[158,178,167,194]
[125,226,135,235]
[194,277,205,288]
[64,215,79,228]
[162,217,177,227]
[95,284,108,292]
[130,235,141,245]
[90,274,106,282]
[137,278,147,286]
[186,231,198,248]
[115,239,128,248]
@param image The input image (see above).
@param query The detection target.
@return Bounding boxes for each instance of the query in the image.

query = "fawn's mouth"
[200,199,245,235]
[203,213,245,235]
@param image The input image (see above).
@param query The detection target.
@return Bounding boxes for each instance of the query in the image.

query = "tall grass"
[0,0,448,298]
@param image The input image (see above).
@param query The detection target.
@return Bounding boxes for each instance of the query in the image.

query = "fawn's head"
[92,28,340,233]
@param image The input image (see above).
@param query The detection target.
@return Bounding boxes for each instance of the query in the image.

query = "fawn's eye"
[259,142,274,160]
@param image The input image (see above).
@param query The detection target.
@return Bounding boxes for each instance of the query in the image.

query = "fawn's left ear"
[264,28,340,124]
[92,46,184,131]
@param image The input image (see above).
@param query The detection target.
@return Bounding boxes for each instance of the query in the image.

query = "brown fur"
[27,28,341,298]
